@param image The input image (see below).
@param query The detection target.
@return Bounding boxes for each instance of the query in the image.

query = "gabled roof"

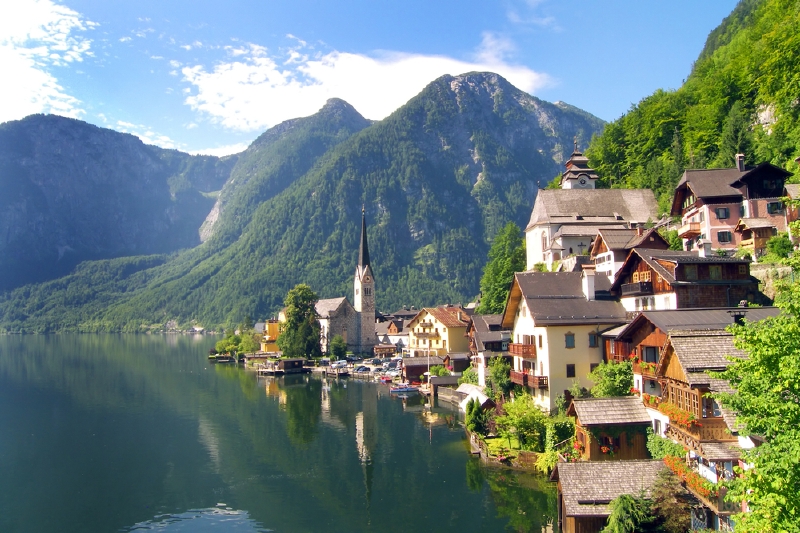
[590,227,669,257]
[568,396,651,426]
[615,307,780,341]
[785,183,800,199]
[527,189,659,230]
[403,356,445,366]
[668,329,746,375]
[734,217,777,231]
[470,314,509,351]
[698,441,741,461]
[554,460,669,517]
[501,271,626,328]
[610,249,750,290]
[315,297,352,318]
[411,306,470,329]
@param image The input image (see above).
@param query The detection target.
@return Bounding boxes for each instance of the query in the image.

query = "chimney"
[637,226,643,237]
[698,239,712,258]
[582,265,596,301]
[735,153,745,172]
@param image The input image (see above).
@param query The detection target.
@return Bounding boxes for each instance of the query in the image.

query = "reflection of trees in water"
[469,461,557,532]
[283,377,322,445]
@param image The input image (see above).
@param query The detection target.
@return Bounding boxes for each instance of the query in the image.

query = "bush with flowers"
[663,455,716,499]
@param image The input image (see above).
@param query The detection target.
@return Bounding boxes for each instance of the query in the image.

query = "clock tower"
[354,207,376,354]
[559,138,599,189]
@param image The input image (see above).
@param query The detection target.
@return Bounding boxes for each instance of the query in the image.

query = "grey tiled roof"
[571,396,651,426]
[556,460,668,517]
[527,189,659,229]
[616,307,780,340]
[315,297,350,318]
[677,168,745,199]
[735,217,777,230]
[613,249,750,287]
[515,272,627,325]
[786,183,800,199]
[669,330,746,373]
[698,441,741,461]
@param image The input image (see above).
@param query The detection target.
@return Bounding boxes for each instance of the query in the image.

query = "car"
[354,366,370,373]
[371,358,382,365]
[346,356,362,363]
[331,360,347,369]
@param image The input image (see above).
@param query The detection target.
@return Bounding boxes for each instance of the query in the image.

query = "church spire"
[358,205,370,268]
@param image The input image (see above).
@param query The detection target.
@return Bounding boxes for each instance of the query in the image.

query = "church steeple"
[358,205,370,268]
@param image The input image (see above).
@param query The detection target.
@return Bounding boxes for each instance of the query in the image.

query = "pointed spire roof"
[359,205,370,268]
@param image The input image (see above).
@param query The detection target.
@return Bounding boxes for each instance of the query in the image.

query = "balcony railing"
[418,321,433,328]
[666,417,734,449]
[621,281,653,296]
[509,371,549,389]
[678,222,701,238]
[414,331,440,339]
[508,343,536,357]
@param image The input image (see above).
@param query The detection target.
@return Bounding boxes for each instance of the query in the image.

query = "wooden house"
[609,248,761,313]
[402,356,445,382]
[655,329,749,526]
[553,460,672,533]
[567,397,651,461]
[671,156,790,254]
[590,226,669,281]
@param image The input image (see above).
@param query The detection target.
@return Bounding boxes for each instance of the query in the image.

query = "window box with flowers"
[658,402,701,429]
[663,455,717,500]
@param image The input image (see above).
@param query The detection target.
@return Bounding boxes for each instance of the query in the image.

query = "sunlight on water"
[123,506,271,532]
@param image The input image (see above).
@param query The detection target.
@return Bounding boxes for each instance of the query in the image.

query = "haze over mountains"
[0,72,604,332]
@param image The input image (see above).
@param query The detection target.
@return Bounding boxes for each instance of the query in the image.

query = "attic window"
[613,212,623,220]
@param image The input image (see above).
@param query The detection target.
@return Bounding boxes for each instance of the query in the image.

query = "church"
[316,208,377,355]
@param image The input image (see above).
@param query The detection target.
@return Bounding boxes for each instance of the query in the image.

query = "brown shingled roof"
[422,306,470,328]
[569,396,651,426]
[555,460,669,517]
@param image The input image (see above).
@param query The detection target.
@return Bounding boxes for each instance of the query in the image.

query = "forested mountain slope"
[0,115,236,291]
[0,72,604,332]
[586,0,800,213]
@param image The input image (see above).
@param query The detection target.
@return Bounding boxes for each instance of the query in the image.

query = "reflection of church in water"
[316,208,377,356]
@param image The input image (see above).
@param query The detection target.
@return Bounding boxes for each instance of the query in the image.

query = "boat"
[379,375,393,383]
[390,383,419,393]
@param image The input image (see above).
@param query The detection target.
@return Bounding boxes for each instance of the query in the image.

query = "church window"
[364,287,372,296]
[541,233,548,250]
[356,289,359,295]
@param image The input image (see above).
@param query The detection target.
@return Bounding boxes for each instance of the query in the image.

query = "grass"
[485,435,521,460]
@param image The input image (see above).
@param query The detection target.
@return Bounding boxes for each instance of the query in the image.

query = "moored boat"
[389,383,419,393]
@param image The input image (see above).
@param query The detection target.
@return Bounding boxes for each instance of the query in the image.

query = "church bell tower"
[354,207,376,354]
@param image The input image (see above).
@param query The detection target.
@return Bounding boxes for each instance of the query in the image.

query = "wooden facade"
[573,422,649,461]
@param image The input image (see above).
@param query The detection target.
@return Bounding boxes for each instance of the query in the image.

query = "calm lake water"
[0,335,556,532]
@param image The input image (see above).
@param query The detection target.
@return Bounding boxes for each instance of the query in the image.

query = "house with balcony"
[606,307,780,437]
[525,147,659,270]
[609,248,761,312]
[466,314,511,386]
[589,226,670,281]
[501,267,627,411]
[405,305,470,357]
[259,319,282,353]
[655,329,755,529]
[567,396,651,461]
[670,154,790,256]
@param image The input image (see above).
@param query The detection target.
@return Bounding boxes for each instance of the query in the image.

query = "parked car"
[371,358,382,365]
[354,366,370,373]
[331,360,347,369]
[346,356,362,363]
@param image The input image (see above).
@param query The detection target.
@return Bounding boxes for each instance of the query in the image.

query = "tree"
[495,393,548,451]
[277,284,322,358]
[715,100,753,167]
[766,233,792,259]
[588,361,634,397]
[601,494,651,533]
[649,469,692,533]
[458,367,479,385]
[429,365,450,377]
[330,334,347,360]
[711,254,800,532]
[486,356,512,400]
[476,222,525,314]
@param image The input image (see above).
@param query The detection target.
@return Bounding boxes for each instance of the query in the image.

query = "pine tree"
[476,222,525,314]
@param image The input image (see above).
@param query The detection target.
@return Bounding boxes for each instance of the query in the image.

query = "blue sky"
[2,0,738,156]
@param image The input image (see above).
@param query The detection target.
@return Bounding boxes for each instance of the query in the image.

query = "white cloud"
[114,120,181,150]
[189,142,250,157]
[180,39,551,132]
[0,0,96,123]
[119,36,131,43]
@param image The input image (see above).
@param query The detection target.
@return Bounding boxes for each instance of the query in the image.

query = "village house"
[567,396,651,461]
[653,328,754,530]
[259,319,281,353]
[466,314,511,386]
[552,460,678,533]
[608,247,761,312]
[404,305,470,358]
[374,318,409,352]
[671,154,790,257]
[501,268,627,411]
[589,226,670,281]
[525,145,659,270]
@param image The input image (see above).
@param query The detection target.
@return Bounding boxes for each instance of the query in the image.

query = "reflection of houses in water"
[197,416,222,473]
[263,377,287,405]
[320,379,347,430]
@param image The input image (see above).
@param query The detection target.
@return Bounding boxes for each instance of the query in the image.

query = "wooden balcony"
[414,331,440,339]
[508,343,536,357]
[509,371,549,389]
[633,361,658,377]
[417,321,433,328]
[621,281,653,296]
[678,222,701,238]
[665,417,734,450]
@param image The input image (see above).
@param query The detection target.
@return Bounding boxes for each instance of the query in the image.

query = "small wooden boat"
[379,375,393,383]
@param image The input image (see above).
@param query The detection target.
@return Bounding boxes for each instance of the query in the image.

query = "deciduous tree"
[277,284,322,358]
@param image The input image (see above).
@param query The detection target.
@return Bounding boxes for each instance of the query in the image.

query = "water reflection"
[123,505,271,532]
[0,335,556,533]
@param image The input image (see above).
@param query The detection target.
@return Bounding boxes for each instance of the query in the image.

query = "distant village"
[238,147,796,532]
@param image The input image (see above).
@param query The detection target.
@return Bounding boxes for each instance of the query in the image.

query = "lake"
[0,334,556,532]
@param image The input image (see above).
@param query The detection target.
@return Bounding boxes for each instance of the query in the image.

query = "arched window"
[541,232,548,251]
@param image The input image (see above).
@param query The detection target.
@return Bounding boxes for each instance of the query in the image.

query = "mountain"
[0,72,604,332]
[0,115,236,291]
[586,0,799,213]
